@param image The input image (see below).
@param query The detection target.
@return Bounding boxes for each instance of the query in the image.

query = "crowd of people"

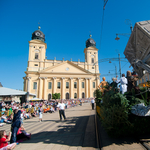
[99,71,139,95]
[0,98,91,150]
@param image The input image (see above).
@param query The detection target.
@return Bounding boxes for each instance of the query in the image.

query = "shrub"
[100,91,132,137]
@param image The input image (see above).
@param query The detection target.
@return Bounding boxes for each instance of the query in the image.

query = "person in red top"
[0,130,16,150]
[16,124,31,141]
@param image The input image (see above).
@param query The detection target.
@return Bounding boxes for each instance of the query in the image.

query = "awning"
[0,87,36,96]
[29,98,42,101]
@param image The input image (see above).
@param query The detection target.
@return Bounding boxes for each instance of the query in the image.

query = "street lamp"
[115,33,131,41]
[115,19,132,41]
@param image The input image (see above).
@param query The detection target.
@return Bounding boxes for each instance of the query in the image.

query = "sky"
[0,0,150,90]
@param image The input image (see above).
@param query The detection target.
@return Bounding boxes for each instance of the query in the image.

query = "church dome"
[86,35,96,48]
[32,26,45,42]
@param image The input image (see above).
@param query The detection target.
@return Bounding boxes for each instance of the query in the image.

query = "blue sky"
[0,0,150,90]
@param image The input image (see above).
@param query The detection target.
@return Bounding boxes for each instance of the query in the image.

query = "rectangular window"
[33,82,37,89]
[34,64,38,66]
[66,82,69,89]
[35,53,39,59]
[142,78,144,83]
[92,58,94,63]
[93,82,95,88]
[82,82,84,88]
[139,80,141,84]
[48,82,52,89]
[57,82,61,89]
[74,82,77,88]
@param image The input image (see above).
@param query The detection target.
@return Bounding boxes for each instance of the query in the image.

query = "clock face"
[90,39,95,44]
[35,32,40,36]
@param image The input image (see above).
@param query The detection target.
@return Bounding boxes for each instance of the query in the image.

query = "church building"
[23,26,100,100]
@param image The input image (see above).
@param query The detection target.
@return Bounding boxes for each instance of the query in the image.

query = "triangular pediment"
[40,61,92,74]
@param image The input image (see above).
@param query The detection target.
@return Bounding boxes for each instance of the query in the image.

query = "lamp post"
[118,53,121,78]
[108,65,117,77]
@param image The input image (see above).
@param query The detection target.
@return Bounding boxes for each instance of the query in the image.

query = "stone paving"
[2,103,97,150]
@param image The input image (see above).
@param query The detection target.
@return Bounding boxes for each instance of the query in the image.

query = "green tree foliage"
[52,93,60,100]
[100,89,132,137]
[94,89,102,104]
[96,85,150,137]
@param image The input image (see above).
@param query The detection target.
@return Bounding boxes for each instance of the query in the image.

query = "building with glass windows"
[23,27,100,100]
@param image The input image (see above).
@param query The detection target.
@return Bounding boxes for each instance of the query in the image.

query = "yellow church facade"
[23,27,100,100]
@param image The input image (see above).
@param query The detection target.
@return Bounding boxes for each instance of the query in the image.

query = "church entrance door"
[66,93,69,99]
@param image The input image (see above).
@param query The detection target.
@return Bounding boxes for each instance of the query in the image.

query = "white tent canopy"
[29,97,41,101]
[0,87,35,96]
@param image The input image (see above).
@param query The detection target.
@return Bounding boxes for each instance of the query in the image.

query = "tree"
[52,93,60,100]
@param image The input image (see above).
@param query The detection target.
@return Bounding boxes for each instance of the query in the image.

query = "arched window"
[91,58,94,63]
[48,93,51,100]
[82,92,85,98]
[66,93,69,99]
[57,82,61,89]
[74,82,77,88]
[74,93,77,98]
[35,53,39,59]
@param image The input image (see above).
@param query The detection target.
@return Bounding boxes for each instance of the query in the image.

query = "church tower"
[27,26,47,72]
[84,35,99,74]
[24,29,100,100]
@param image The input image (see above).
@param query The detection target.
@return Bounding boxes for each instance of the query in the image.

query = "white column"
[61,77,65,99]
[27,77,31,101]
[44,77,47,100]
[78,78,81,98]
[85,78,88,98]
[96,77,100,89]
[39,77,43,99]
[70,77,73,99]
[88,78,92,98]
[53,77,57,94]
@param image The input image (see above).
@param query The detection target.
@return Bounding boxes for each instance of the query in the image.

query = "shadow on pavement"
[96,115,141,149]
[21,115,97,148]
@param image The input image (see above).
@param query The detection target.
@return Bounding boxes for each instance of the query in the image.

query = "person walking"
[91,99,95,110]
[57,100,66,121]
[39,106,43,122]
[116,74,128,94]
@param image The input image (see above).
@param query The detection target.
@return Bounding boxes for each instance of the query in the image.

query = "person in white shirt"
[57,100,66,121]
[91,99,95,110]
[116,74,128,94]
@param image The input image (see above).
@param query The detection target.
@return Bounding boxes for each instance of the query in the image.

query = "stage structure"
[124,20,150,78]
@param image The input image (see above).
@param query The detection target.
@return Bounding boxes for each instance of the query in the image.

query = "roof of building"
[0,87,35,96]
[86,35,96,48]
[32,26,45,42]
